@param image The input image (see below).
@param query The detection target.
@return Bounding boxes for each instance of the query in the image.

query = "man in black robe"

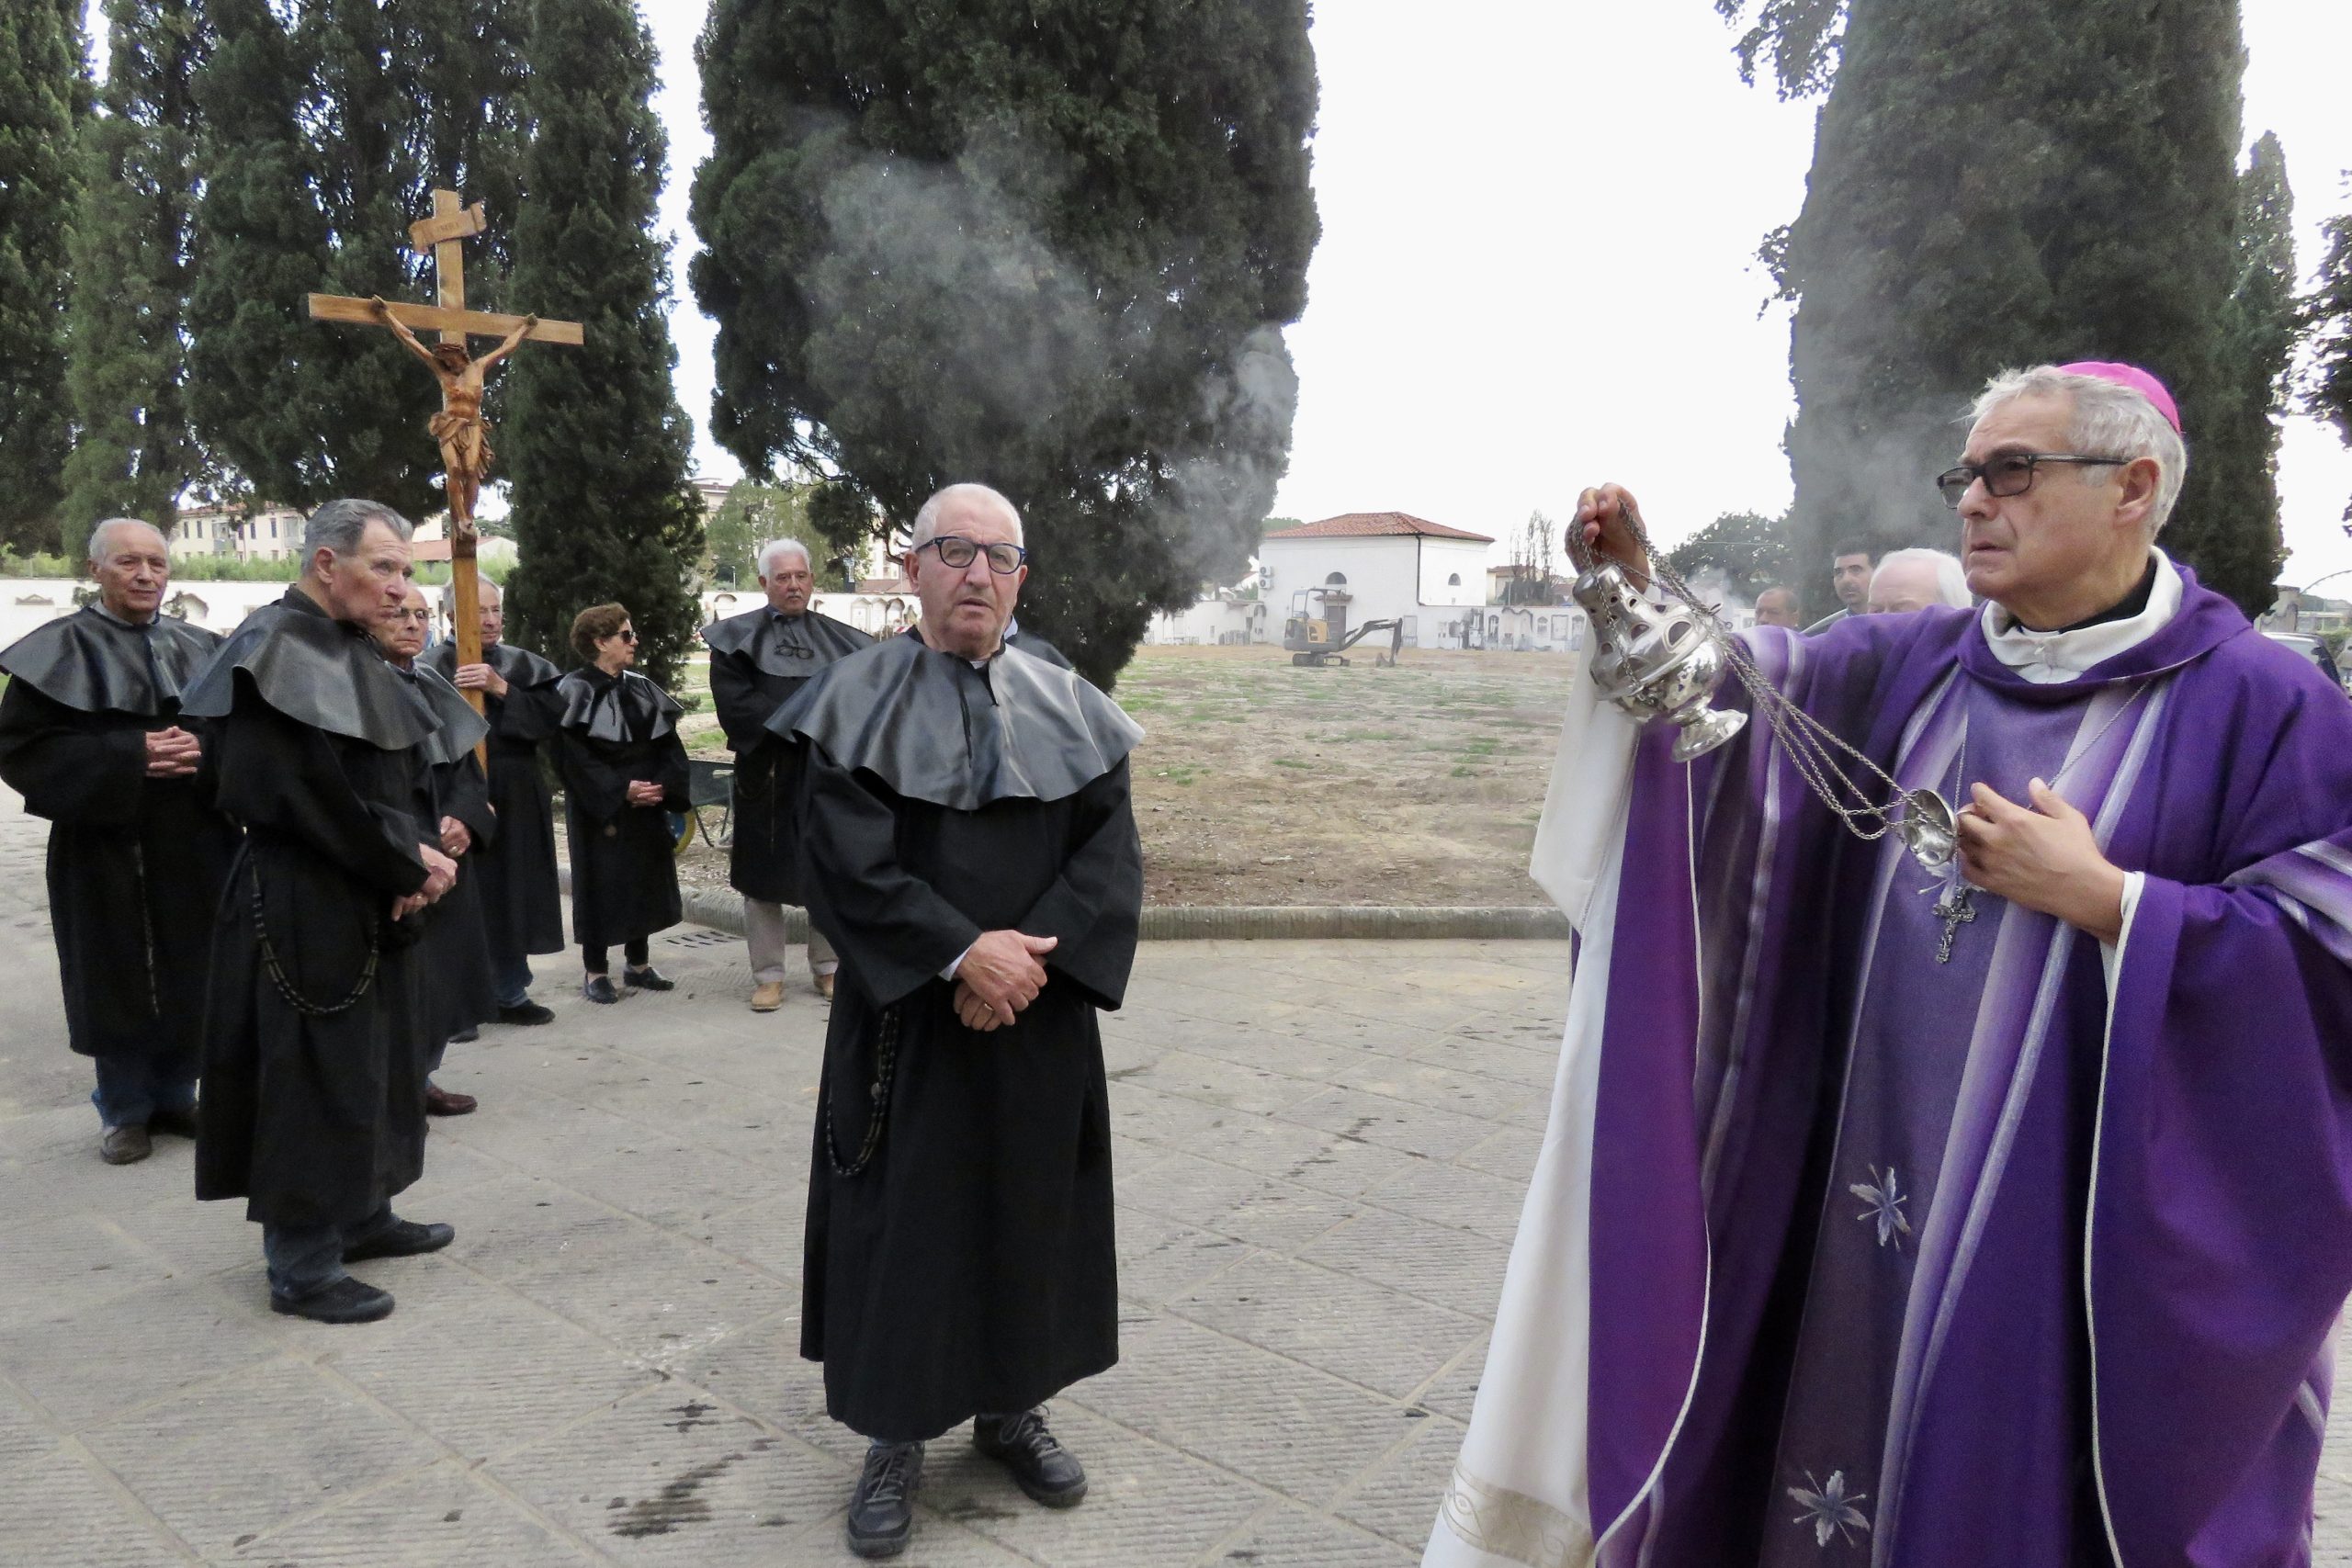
[0,518,240,1165]
[424,577,565,1025]
[382,585,498,1115]
[701,537,870,1010]
[182,500,480,1325]
[772,482,1143,1559]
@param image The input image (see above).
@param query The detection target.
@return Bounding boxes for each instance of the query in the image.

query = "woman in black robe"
[555,603,688,1003]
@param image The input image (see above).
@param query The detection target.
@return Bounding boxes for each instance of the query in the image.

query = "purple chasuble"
[1521,571,2352,1568]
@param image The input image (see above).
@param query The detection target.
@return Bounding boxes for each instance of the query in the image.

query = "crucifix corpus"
[306,188,583,729]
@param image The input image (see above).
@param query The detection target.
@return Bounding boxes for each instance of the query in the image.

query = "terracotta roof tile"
[1263,512,1495,544]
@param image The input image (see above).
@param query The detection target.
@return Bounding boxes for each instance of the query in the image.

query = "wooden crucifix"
[307,188,583,732]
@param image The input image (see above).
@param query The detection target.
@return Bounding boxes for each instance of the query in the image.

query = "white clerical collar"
[1979,548,2182,683]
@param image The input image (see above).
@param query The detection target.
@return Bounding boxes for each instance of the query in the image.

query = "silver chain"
[1572,501,1928,842]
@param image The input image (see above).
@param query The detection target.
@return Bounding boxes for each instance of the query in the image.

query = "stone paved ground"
[6,783,2351,1566]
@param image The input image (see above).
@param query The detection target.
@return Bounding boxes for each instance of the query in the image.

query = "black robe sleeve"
[557,729,633,821]
[1015,760,1143,1011]
[0,678,149,826]
[707,647,775,755]
[655,731,691,813]
[213,673,429,897]
[802,745,985,1005]
[492,679,563,744]
[440,752,499,847]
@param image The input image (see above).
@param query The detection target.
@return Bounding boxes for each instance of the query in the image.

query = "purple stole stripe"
[1871,680,2171,1555]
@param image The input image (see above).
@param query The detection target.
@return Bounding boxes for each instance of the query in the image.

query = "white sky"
[640,0,2352,592]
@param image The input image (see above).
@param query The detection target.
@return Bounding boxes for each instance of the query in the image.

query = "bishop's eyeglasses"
[919,536,1028,573]
[1935,452,2129,508]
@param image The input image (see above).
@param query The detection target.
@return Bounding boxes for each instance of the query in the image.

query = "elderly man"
[702,537,870,1010]
[1751,585,1802,628]
[424,578,565,1025]
[1866,547,1973,613]
[380,586,498,1115]
[1804,540,1874,633]
[0,519,240,1164]
[1435,363,2352,1567]
[770,482,1143,1559]
[182,500,478,1325]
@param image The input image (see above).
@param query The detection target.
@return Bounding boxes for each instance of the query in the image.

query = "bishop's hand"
[1571,484,1653,589]
[439,815,472,857]
[1954,779,2127,943]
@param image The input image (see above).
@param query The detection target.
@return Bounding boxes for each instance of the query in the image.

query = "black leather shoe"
[623,965,675,992]
[846,1441,922,1559]
[582,975,619,1004]
[496,1001,556,1026]
[342,1220,455,1263]
[446,1026,480,1044]
[148,1105,199,1139]
[271,1277,395,1324]
[973,1408,1087,1506]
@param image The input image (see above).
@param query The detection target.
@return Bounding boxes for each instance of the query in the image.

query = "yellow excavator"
[1283,587,1402,668]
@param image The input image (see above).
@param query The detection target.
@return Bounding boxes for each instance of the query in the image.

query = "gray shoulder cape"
[768,629,1142,809]
[0,606,222,716]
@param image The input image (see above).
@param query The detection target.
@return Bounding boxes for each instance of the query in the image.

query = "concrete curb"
[563,872,1568,942]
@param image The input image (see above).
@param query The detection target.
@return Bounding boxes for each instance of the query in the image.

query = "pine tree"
[186,0,525,520]
[500,0,702,688]
[1664,510,1798,602]
[62,0,205,554]
[693,0,1320,686]
[0,0,88,551]
[1720,0,2277,615]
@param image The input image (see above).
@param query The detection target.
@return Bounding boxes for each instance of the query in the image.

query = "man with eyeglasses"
[1438,363,2352,1567]
[766,482,1144,1559]
[701,537,870,1010]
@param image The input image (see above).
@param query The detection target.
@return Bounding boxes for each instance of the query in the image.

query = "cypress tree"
[500,0,702,687]
[0,0,88,552]
[2195,130,2297,602]
[692,0,1320,686]
[186,0,525,520]
[62,0,205,554]
[1721,0,2277,615]
[2311,197,2352,525]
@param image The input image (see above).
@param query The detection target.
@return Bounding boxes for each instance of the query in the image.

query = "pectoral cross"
[1932,884,1976,964]
[306,191,584,750]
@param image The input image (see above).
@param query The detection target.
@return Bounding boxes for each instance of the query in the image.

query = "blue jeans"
[263,1205,396,1302]
[91,1051,198,1130]
[492,952,534,1010]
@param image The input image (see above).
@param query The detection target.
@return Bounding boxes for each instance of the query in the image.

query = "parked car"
[2265,631,2345,689]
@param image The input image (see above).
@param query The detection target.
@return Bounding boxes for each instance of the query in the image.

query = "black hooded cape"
[781,630,1145,1439]
[554,666,689,950]
[0,607,242,1065]
[702,605,872,905]
[424,639,567,957]
[190,590,469,1229]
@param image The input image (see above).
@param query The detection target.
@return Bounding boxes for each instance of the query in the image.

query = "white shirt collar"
[1979,548,2181,683]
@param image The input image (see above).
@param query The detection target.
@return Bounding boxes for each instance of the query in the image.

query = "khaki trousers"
[745,897,836,984]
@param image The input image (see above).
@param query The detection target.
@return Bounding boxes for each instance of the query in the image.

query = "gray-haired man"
[183,500,481,1324]
[701,537,871,1010]
[0,519,240,1164]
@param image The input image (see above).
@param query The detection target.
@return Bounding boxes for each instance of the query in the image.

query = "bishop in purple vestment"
[1430,364,2352,1568]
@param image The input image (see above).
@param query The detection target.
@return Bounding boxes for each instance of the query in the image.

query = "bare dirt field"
[661,642,1581,908]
